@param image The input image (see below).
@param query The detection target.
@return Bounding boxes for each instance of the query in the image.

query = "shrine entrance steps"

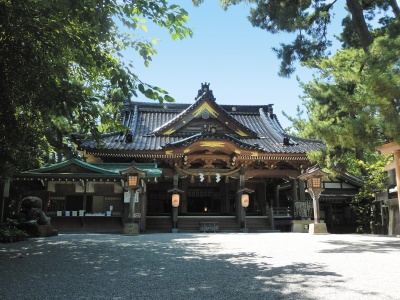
[145,215,276,233]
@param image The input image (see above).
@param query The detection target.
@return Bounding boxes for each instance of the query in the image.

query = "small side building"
[376,142,400,236]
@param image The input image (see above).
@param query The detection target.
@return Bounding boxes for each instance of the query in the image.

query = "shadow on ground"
[319,236,400,253]
[0,234,346,300]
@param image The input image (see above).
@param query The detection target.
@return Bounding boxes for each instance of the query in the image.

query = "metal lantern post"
[298,165,329,234]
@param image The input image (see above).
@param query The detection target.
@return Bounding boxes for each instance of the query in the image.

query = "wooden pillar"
[290,179,298,216]
[140,181,147,232]
[299,180,305,201]
[236,178,241,221]
[220,181,229,214]
[258,181,267,215]
[291,179,298,201]
[82,180,87,212]
[274,184,280,208]
[180,178,188,214]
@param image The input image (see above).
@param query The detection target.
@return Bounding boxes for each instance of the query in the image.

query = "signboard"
[375,191,388,202]
[124,192,130,203]
[133,213,141,218]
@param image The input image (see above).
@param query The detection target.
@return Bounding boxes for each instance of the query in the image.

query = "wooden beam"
[245,169,300,179]
[377,142,400,155]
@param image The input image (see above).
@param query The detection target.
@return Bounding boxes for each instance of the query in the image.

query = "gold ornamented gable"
[192,102,219,118]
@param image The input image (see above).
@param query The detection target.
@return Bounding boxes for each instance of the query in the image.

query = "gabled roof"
[74,83,326,156]
[27,158,118,174]
[16,159,162,179]
[151,85,259,138]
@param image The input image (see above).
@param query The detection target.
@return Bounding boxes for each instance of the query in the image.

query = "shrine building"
[11,83,362,233]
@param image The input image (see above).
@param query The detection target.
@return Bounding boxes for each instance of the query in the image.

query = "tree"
[0,0,193,180]
[280,2,400,230]
[194,0,400,76]
[194,1,400,231]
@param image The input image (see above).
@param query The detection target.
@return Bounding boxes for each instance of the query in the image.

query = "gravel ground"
[1,233,399,300]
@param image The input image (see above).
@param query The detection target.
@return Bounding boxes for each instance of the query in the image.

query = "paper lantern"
[172,194,180,208]
[241,194,249,208]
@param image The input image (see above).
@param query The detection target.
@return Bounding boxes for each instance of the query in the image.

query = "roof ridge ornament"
[195,82,216,101]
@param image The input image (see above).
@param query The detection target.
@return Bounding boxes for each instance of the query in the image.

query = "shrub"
[0,226,29,243]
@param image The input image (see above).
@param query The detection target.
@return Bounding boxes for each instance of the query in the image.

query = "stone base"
[241,228,249,233]
[38,225,58,237]
[123,223,139,236]
[22,224,57,237]
[291,220,321,233]
[171,228,179,233]
[309,223,329,234]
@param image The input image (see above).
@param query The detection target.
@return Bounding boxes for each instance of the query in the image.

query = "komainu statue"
[15,196,58,237]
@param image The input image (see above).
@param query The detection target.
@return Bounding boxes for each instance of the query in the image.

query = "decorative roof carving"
[195,82,215,101]
[151,83,259,138]
[74,83,326,157]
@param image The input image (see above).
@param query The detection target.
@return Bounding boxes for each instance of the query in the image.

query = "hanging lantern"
[172,193,180,208]
[241,194,249,208]
[190,175,195,184]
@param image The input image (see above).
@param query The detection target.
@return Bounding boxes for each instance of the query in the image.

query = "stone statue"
[15,196,58,237]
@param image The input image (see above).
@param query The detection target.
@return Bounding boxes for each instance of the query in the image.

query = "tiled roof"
[17,159,162,178]
[76,99,325,155]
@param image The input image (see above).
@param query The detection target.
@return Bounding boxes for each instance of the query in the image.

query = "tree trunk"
[389,0,400,19]
[355,147,369,177]
[346,0,373,51]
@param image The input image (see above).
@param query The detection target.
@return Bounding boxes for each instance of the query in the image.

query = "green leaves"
[138,83,175,103]
[0,0,191,179]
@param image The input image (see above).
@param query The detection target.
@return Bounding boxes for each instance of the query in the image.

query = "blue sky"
[123,1,347,129]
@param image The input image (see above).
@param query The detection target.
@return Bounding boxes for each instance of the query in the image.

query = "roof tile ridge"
[258,108,286,142]
[130,105,139,138]
[151,101,197,134]
[286,133,325,144]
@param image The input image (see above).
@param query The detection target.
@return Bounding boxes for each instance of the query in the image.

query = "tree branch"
[346,0,373,51]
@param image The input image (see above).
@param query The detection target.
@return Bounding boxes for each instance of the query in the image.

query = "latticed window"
[94,184,114,194]
[47,196,66,213]
[104,196,123,216]
[55,184,75,193]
